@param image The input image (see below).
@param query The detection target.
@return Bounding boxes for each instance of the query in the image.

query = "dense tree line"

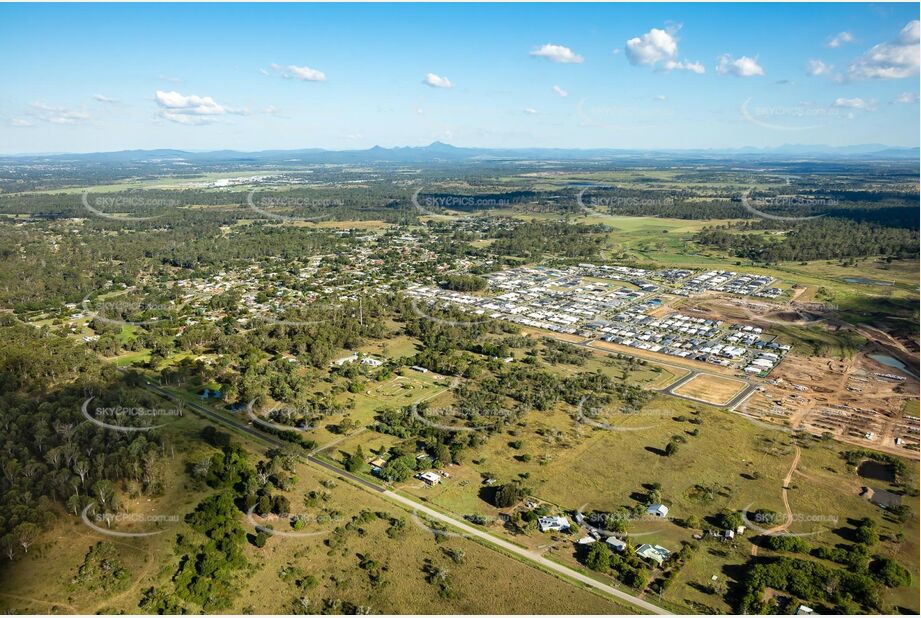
[0,319,171,565]
[695,218,919,263]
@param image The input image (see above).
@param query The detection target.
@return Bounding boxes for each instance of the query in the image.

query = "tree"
[345,446,368,474]
[14,523,38,553]
[664,441,678,457]
[493,482,527,508]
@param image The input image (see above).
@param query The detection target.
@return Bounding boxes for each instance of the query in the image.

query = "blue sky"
[1,2,918,153]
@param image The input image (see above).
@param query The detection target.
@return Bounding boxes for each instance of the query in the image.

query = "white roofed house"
[646,503,669,518]
[636,543,671,566]
[418,471,441,486]
[538,515,571,533]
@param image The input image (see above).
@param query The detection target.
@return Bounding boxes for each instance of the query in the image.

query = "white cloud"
[285,65,327,82]
[624,26,703,74]
[262,105,287,118]
[263,63,327,81]
[654,95,667,101]
[10,118,34,127]
[29,102,91,125]
[662,59,705,74]
[894,91,919,104]
[154,90,242,125]
[833,97,875,110]
[92,94,118,103]
[552,85,568,97]
[530,44,584,64]
[806,59,833,76]
[423,73,453,88]
[848,20,920,79]
[523,107,538,115]
[625,27,678,66]
[716,54,765,77]
[827,31,854,48]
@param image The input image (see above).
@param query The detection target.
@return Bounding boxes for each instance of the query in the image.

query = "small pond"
[858,460,896,483]
[868,353,908,372]
[843,277,894,286]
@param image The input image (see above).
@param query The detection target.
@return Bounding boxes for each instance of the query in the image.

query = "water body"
[858,460,896,483]
[843,277,894,286]
[868,353,908,372]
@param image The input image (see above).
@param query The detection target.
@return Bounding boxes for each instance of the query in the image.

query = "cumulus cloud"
[833,97,875,110]
[716,54,765,77]
[848,20,920,79]
[654,95,667,101]
[529,44,584,64]
[552,84,568,97]
[28,102,91,125]
[626,27,678,66]
[423,73,453,88]
[154,90,243,125]
[523,107,538,114]
[894,91,919,104]
[624,26,704,73]
[827,31,855,48]
[806,59,833,76]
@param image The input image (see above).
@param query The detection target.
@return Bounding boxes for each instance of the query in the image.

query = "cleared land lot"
[672,374,749,406]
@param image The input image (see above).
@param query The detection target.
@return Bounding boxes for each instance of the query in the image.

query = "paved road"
[385,491,669,615]
[141,382,668,615]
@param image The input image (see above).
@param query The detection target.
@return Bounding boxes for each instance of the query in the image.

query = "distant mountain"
[2,142,918,163]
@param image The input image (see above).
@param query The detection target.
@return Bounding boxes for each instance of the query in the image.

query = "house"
[606,536,627,552]
[795,605,815,615]
[538,515,571,533]
[724,529,735,540]
[410,365,429,373]
[418,471,441,486]
[646,503,669,518]
[369,458,387,474]
[636,544,671,566]
[577,535,597,545]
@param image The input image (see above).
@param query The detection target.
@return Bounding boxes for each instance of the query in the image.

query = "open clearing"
[672,374,749,406]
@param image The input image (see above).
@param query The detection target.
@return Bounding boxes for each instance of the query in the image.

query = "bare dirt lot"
[742,351,919,458]
[672,374,749,406]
